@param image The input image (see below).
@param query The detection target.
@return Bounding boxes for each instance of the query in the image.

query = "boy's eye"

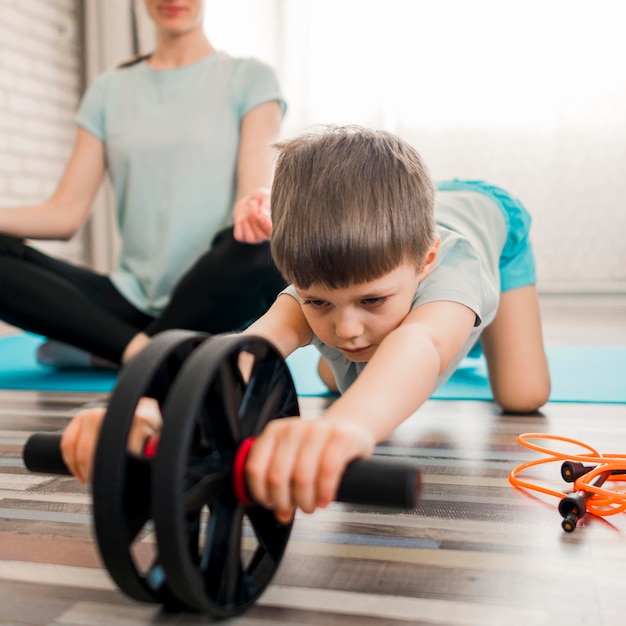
[361,296,388,306]
[303,299,329,308]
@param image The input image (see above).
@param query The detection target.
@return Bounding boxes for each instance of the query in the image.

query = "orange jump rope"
[509,433,626,532]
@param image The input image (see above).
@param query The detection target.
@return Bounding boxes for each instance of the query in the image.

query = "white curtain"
[206,0,626,293]
[81,0,128,271]
[82,0,155,272]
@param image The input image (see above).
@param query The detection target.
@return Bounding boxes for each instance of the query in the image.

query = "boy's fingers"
[247,419,306,516]
[60,408,105,483]
[264,426,302,514]
[274,508,295,525]
[316,429,371,508]
[292,428,329,514]
[316,445,349,509]
[75,412,102,483]
[60,413,82,479]
[135,397,162,425]
[245,431,277,507]
[127,399,162,455]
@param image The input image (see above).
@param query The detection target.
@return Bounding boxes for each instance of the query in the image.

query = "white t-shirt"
[76,52,286,316]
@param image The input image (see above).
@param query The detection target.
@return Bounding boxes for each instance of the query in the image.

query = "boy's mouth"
[339,345,372,356]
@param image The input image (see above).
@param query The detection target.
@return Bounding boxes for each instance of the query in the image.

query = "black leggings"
[0,228,286,364]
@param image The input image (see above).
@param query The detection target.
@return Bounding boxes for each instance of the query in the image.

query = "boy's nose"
[334,310,363,339]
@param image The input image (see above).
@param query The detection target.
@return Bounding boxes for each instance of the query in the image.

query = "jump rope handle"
[233,437,421,509]
[558,470,611,532]
[561,460,626,483]
[24,433,422,510]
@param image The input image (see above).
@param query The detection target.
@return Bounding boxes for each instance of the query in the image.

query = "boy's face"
[295,262,425,363]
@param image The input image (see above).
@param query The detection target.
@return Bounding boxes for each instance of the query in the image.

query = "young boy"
[60,126,550,523]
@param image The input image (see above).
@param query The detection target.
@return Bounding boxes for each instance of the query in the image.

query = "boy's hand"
[60,397,162,483]
[233,188,272,243]
[245,418,376,523]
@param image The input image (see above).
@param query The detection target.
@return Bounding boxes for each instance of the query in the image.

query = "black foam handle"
[337,457,421,509]
[22,433,70,476]
[23,433,422,509]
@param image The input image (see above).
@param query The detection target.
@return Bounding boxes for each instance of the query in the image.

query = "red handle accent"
[142,434,160,459]
[141,433,255,506]
[233,437,256,506]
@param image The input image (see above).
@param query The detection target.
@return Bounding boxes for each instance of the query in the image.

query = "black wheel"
[92,329,208,605]
[152,334,300,617]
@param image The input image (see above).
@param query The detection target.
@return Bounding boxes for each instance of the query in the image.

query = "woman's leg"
[120,228,286,363]
[0,235,152,363]
[480,284,551,413]
[0,228,286,364]
[145,227,286,336]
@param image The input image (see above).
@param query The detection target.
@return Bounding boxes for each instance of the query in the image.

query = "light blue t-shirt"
[76,52,286,316]
[284,188,513,393]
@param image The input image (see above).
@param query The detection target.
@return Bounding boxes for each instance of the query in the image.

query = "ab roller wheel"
[153,334,298,616]
[23,331,421,618]
[92,329,207,606]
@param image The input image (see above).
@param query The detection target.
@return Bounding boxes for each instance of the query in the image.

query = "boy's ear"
[417,236,440,280]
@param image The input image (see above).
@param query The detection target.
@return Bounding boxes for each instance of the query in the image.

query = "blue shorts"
[436,179,537,292]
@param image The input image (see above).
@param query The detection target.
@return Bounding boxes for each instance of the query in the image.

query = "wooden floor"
[1,295,625,626]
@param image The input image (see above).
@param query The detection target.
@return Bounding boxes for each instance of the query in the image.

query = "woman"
[0,0,286,367]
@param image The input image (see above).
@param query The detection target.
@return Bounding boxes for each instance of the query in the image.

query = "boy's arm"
[246,300,476,522]
[242,293,313,357]
[323,300,476,440]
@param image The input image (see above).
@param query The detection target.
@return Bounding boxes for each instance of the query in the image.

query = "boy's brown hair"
[270,125,436,289]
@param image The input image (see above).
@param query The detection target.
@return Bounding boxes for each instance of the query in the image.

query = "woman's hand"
[60,397,162,483]
[233,188,273,243]
[245,417,376,523]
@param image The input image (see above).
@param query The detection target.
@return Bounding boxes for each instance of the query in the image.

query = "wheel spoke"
[201,499,245,606]
[216,355,245,444]
[243,507,291,593]
[246,506,291,559]
[144,560,168,595]
[124,509,151,545]
[122,457,153,539]
[255,379,290,432]
[239,355,287,436]
[183,469,230,513]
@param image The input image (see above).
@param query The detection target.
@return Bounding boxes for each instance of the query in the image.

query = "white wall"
[207,0,626,295]
[0,0,83,263]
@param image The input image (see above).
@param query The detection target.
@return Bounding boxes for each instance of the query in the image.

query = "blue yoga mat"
[0,334,118,393]
[285,344,626,404]
[0,333,624,403]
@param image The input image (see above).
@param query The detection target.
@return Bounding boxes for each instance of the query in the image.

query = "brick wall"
[0,0,83,263]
